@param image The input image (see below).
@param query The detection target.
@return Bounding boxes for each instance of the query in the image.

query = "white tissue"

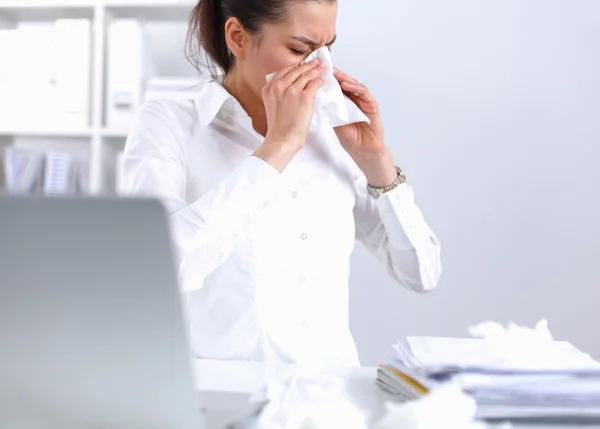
[266,47,370,128]
[468,319,600,369]
[251,370,368,429]
[375,385,489,429]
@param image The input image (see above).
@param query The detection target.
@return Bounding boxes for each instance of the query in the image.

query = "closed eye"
[291,48,309,56]
[289,35,336,56]
[291,45,332,56]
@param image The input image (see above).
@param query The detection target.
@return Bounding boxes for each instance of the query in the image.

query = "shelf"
[0,127,133,139]
[0,0,195,22]
[0,127,94,138]
[105,0,195,21]
[104,0,194,5]
[0,0,194,193]
[0,0,95,5]
[0,2,95,21]
[100,128,129,138]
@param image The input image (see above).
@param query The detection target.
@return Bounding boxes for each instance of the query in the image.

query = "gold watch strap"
[367,166,407,198]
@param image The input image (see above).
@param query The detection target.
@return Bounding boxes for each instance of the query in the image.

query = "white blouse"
[123,80,442,366]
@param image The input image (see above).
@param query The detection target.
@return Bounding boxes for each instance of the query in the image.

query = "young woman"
[123,0,442,366]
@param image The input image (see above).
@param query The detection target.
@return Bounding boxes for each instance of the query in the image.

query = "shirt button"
[298,276,306,284]
[291,191,299,199]
[300,233,308,240]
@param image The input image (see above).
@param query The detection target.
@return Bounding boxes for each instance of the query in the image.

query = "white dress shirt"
[123,81,442,366]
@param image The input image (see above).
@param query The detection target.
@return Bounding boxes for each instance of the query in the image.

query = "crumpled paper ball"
[468,319,599,369]
[250,369,369,429]
[375,385,490,429]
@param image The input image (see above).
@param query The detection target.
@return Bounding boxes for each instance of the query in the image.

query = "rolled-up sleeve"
[354,181,442,292]
[122,101,282,292]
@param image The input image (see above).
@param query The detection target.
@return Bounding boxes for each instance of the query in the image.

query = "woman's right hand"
[263,60,325,148]
[254,60,325,172]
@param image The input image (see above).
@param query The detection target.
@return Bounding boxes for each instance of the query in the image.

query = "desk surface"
[195,360,384,428]
[194,360,600,429]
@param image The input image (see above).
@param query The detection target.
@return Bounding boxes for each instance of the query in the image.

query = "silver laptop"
[0,197,206,429]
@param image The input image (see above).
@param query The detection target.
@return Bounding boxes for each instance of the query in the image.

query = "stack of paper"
[377,321,600,423]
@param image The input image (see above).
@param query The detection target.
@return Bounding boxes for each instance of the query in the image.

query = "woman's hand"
[333,68,398,188]
[263,60,325,148]
[254,60,325,173]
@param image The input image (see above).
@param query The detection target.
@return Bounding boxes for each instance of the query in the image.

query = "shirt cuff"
[375,183,433,250]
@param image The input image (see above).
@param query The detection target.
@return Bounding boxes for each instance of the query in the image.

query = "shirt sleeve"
[353,179,442,292]
[122,101,282,292]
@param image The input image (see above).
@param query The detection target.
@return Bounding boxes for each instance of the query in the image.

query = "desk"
[194,360,600,429]
[195,360,383,428]
[195,360,600,429]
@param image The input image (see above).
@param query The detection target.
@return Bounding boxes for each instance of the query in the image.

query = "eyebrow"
[291,35,337,46]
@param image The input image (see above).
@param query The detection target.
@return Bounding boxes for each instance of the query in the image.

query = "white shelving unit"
[0,0,196,194]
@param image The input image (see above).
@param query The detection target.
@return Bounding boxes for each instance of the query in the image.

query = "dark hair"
[186,0,332,77]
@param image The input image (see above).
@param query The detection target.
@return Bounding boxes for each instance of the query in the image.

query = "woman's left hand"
[333,68,398,188]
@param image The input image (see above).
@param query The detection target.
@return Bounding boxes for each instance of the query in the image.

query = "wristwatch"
[366,166,407,199]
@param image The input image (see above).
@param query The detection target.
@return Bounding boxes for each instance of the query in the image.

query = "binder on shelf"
[106,19,144,129]
[3,148,45,195]
[0,20,91,130]
[53,19,92,129]
[44,152,77,195]
[0,26,55,130]
[3,148,88,196]
[0,31,19,129]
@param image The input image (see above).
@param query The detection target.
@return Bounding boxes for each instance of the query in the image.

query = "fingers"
[269,65,297,82]
[333,68,358,85]
[278,60,321,87]
[304,76,326,98]
[268,59,318,83]
[293,64,325,91]
[340,80,375,103]
[333,67,374,101]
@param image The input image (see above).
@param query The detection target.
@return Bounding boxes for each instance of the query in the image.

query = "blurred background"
[0,0,199,196]
[1,0,598,366]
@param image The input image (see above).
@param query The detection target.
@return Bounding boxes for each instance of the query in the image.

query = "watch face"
[367,186,380,199]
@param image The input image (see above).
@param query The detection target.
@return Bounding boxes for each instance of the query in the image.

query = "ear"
[224,17,249,60]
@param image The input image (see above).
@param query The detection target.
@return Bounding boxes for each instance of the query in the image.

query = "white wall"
[333,1,600,366]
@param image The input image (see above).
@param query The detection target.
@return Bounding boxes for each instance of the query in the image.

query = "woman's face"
[238,1,338,98]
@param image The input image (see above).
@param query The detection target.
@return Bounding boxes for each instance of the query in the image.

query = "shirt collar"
[194,80,234,127]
